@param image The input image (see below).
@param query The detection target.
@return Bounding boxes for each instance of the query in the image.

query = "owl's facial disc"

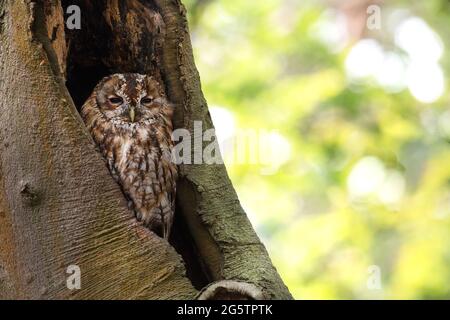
[97,73,166,126]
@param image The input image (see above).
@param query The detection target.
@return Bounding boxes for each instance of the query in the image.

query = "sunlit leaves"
[185,0,450,299]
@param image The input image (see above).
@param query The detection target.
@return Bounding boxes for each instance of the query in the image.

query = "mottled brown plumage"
[81,73,177,239]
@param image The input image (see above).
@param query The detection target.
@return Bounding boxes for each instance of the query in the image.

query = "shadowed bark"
[0,0,292,299]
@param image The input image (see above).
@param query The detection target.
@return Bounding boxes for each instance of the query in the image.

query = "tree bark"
[0,0,292,300]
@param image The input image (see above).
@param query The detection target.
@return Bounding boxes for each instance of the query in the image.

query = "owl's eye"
[141,97,153,105]
[109,96,123,105]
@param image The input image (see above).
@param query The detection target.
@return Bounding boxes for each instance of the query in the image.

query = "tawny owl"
[81,73,177,239]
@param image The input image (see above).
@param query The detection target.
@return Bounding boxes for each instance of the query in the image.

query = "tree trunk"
[0,0,292,300]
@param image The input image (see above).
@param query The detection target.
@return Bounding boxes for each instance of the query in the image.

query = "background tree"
[0,0,291,299]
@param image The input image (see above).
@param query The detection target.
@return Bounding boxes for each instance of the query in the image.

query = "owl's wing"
[161,185,177,240]
[161,163,177,240]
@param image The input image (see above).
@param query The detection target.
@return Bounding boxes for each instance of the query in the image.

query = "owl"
[81,73,177,239]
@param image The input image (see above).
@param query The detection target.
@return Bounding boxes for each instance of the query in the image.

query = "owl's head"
[93,73,169,125]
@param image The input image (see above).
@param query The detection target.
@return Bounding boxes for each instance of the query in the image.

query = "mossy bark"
[0,0,292,300]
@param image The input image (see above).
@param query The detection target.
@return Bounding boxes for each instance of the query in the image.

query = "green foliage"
[184,0,450,299]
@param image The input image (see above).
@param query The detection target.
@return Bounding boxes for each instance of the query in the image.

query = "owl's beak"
[129,107,136,122]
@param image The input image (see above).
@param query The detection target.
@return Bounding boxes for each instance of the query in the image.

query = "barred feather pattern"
[81,73,177,239]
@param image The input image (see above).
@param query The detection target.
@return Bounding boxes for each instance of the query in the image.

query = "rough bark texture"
[0,0,292,299]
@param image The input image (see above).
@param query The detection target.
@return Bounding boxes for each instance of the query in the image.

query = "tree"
[0,0,291,299]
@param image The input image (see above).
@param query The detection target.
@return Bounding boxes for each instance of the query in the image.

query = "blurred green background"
[183,0,450,299]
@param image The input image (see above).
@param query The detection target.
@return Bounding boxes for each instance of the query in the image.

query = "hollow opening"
[60,0,211,290]
[63,0,135,109]
[66,63,110,108]
[170,204,211,290]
